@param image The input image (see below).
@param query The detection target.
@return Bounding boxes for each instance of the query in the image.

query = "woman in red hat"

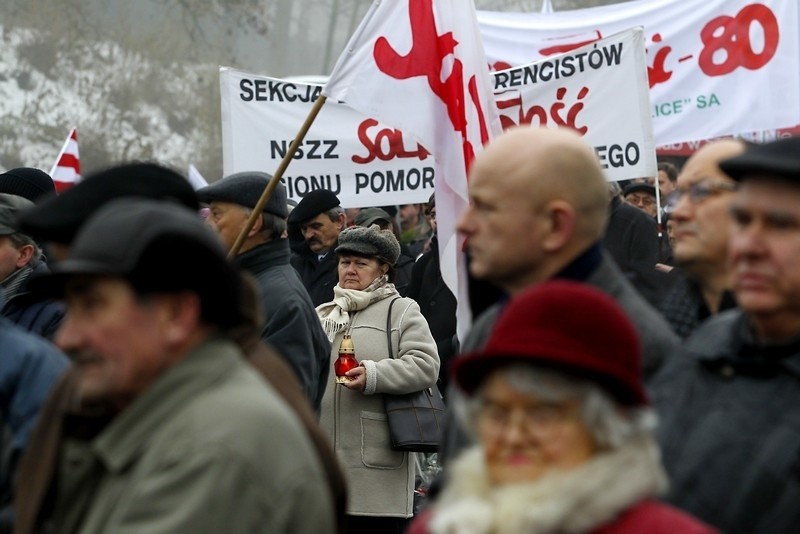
[408,280,713,534]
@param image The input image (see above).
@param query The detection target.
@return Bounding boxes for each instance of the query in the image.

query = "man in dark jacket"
[441,126,678,464]
[198,172,330,412]
[652,136,800,532]
[405,196,457,394]
[657,139,743,338]
[288,189,346,306]
[0,194,63,339]
[604,183,672,306]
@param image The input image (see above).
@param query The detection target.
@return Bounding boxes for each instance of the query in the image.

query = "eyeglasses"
[478,401,578,439]
[675,180,738,204]
[625,194,656,207]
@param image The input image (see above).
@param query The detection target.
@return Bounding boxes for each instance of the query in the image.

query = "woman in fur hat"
[316,224,440,534]
[409,280,713,534]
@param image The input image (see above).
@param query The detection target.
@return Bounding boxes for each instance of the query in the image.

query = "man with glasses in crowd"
[653,135,800,532]
[658,139,744,338]
[623,182,658,218]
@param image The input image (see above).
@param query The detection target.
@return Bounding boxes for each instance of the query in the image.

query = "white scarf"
[316,275,398,342]
[428,434,668,534]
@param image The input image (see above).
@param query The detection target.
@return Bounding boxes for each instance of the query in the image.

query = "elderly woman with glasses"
[409,281,713,534]
[317,224,439,534]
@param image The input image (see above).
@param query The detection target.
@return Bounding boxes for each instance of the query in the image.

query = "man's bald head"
[680,139,746,182]
[472,127,608,237]
[459,127,609,293]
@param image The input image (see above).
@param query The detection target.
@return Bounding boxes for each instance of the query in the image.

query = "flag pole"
[227,94,328,259]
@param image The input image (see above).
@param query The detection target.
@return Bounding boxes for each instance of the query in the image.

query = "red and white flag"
[50,128,81,193]
[324,0,501,341]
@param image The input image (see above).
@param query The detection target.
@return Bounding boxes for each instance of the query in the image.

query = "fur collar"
[429,435,667,534]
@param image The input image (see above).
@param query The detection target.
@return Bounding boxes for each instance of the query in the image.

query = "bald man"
[440,127,678,462]
[658,139,744,338]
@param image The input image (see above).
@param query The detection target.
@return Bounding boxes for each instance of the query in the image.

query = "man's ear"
[159,292,203,347]
[247,212,264,238]
[336,212,347,230]
[541,200,577,252]
[15,244,35,269]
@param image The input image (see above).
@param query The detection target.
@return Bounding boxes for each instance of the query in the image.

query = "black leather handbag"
[383,298,446,453]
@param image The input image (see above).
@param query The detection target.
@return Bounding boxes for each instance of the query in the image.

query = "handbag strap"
[386,297,401,359]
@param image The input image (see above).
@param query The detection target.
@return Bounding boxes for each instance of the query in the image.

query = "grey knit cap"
[335,224,401,266]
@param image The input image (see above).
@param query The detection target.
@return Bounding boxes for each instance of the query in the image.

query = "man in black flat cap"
[0,168,55,202]
[0,194,64,339]
[198,172,330,412]
[652,135,800,532]
[17,198,335,534]
[16,162,199,262]
[287,189,346,306]
[623,182,658,218]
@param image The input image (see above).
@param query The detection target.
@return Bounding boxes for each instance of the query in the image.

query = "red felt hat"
[453,280,648,406]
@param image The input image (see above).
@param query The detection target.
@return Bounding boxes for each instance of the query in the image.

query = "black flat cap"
[287,189,340,224]
[720,137,800,182]
[0,168,55,202]
[197,171,288,218]
[16,162,198,245]
[32,198,245,328]
[623,183,656,197]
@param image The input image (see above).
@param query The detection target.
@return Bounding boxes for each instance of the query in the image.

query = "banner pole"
[227,94,328,259]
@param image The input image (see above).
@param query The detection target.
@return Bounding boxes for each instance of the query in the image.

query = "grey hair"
[7,232,43,267]
[607,181,622,200]
[324,206,346,228]
[241,208,287,240]
[458,364,656,450]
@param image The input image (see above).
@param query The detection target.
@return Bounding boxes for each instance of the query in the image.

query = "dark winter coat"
[657,270,736,339]
[652,309,800,533]
[1,263,64,341]
[290,246,339,307]
[393,251,415,297]
[235,239,330,412]
[406,237,457,392]
[603,196,674,306]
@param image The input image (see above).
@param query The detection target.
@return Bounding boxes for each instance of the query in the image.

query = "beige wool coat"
[319,295,440,518]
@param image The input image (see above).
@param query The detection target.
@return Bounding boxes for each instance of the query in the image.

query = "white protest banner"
[478,0,800,146]
[323,0,502,342]
[494,27,655,181]
[221,29,653,205]
[220,67,436,208]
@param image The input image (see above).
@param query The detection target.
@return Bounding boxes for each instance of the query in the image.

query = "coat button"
[720,365,735,379]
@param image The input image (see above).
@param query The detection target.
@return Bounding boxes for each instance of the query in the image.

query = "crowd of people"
[0,125,798,533]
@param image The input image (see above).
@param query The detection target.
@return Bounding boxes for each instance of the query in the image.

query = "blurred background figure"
[0,194,63,339]
[410,281,713,534]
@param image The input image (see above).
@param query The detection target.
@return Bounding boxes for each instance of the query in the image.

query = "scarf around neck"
[316,274,398,342]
